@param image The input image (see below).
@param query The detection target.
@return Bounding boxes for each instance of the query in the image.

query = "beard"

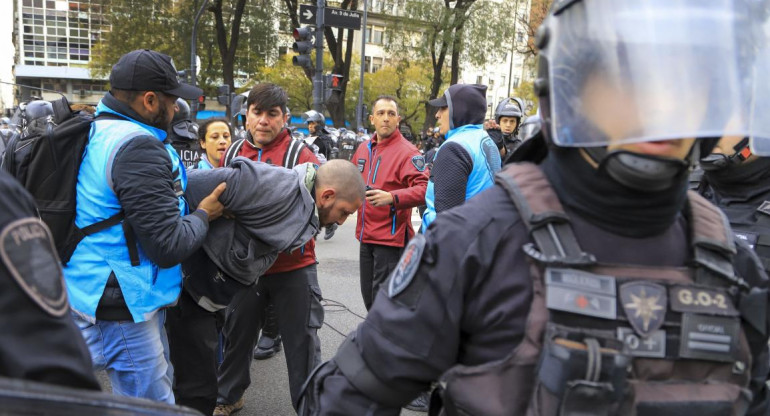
[150,103,171,130]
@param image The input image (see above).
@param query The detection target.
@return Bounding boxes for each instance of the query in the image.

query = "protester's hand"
[197,182,227,222]
[366,189,394,207]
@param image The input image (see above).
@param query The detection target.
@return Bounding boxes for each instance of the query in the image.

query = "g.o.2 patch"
[388,234,426,298]
[412,156,426,172]
[0,218,68,317]
[357,158,366,172]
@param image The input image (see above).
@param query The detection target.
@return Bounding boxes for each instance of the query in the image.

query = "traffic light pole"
[313,0,325,113]
[356,0,367,131]
[190,0,209,120]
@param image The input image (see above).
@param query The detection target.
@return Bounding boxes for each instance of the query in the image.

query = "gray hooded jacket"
[183,157,319,311]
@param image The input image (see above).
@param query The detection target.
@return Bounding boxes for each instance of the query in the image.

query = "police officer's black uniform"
[0,170,99,390]
[298,1,770,414]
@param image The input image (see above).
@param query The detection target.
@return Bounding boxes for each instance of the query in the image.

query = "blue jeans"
[72,310,174,404]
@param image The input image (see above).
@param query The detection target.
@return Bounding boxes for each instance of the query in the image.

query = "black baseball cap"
[428,93,448,108]
[109,49,202,100]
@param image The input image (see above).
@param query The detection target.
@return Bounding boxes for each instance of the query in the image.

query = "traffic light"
[197,95,206,111]
[330,74,343,91]
[292,27,314,69]
[216,85,231,106]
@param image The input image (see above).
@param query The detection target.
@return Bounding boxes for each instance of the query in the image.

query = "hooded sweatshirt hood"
[436,84,487,130]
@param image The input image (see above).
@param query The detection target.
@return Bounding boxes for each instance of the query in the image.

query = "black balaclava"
[704,157,770,207]
[542,146,689,238]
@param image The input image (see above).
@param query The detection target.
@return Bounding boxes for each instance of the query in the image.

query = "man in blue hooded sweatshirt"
[421,84,502,232]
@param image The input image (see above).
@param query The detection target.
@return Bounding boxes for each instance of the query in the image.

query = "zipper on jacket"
[359,143,376,241]
[390,205,397,235]
[258,149,262,162]
[372,156,382,184]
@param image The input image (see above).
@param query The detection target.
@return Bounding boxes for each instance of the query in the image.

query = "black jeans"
[359,243,404,310]
[166,289,220,415]
[217,264,323,408]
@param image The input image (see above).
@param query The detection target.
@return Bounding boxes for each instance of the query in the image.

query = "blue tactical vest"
[196,157,214,170]
[422,124,500,231]
[64,102,188,323]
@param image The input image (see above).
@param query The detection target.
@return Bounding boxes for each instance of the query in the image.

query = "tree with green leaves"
[89,0,276,112]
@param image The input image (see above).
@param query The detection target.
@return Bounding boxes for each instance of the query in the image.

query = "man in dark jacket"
[298,1,770,415]
[352,95,428,311]
[421,84,501,231]
[63,49,226,404]
[0,170,100,391]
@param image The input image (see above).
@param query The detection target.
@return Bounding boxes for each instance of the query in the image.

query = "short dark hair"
[110,88,143,104]
[198,117,233,141]
[246,83,288,115]
[370,95,399,113]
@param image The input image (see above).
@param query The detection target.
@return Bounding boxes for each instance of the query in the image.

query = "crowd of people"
[2,1,770,416]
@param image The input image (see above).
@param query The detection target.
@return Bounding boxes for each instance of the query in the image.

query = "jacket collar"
[370,129,404,149]
[245,128,290,150]
[96,93,168,140]
[446,124,483,140]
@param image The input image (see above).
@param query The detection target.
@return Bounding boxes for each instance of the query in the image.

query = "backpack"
[2,97,125,265]
[222,134,307,169]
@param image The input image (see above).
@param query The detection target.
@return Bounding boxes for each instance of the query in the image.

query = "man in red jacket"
[213,84,329,416]
[353,95,428,311]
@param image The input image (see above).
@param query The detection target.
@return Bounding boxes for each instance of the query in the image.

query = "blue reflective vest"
[64,101,188,323]
[422,124,500,231]
[196,157,214,170]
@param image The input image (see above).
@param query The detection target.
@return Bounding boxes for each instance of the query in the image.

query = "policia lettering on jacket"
[298,1,770,415]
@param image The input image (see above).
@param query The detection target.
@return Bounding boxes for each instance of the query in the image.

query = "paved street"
[224,209,424,415]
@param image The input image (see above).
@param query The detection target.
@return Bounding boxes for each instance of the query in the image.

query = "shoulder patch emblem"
[619,281,667,338]
[357,158,366,173]
[412,155,426,172]
[388,234,426,298]
[0,218,68,317]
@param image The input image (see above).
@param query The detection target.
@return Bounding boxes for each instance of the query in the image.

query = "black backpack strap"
[223,138,246,167]
[283,138,307,168]
[686,191,745,289]
[495,163,595,266]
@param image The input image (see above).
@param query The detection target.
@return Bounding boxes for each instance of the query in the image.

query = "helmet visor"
[547,0,770,151]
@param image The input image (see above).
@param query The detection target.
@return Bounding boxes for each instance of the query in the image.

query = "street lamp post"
[356,0,368,131]
[191,0,209,120]
[506,0,521,98]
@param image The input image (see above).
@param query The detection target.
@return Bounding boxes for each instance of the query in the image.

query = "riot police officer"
[0,169,100,390]
[168,98,203,168]
[494,96,525,154]
[338,129,358,161]
[696,137,770,269]
[299,1,770,414]
[302,110,333,160]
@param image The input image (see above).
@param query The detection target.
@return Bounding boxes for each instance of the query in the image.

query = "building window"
[366,25,385,45]
[513,76,520,89]
[476,75,483,85]
[517,31,524,44]
[501,75,506,88]
[371,57,383,73]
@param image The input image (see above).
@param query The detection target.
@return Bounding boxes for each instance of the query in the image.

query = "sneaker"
[323,223,338,240]
[404,391,430,412]
[253,335,282,360]
[213,396,245,416]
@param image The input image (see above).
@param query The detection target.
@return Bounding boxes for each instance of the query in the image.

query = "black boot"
[253,335,282,360]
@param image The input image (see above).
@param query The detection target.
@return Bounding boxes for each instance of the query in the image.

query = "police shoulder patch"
[412,155,426,172]
[388,234,426,298]
[0,218,68,317]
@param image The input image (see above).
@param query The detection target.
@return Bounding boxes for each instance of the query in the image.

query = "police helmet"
[535,0,770,190]
[0,117,9,126]
[302,110,325,124]
[494,97,524,124]
[171,98,198,141]
[24,100,53,122]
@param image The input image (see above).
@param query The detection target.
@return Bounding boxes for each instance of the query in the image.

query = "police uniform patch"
[357,158,366,173]
[388,234,426,298]
[411,155,426,172]
[620,282,667,338]
[0,218,68,317]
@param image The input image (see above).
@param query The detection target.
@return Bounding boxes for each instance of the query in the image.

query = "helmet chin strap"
[700,137,751,171]
[583,146,693,192]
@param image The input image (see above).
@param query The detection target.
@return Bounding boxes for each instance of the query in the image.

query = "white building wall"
[0,0,16,113]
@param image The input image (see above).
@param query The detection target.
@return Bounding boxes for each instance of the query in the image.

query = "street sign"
[298,4,362,30]
[299,4,315,25]
[325,7,362,30]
